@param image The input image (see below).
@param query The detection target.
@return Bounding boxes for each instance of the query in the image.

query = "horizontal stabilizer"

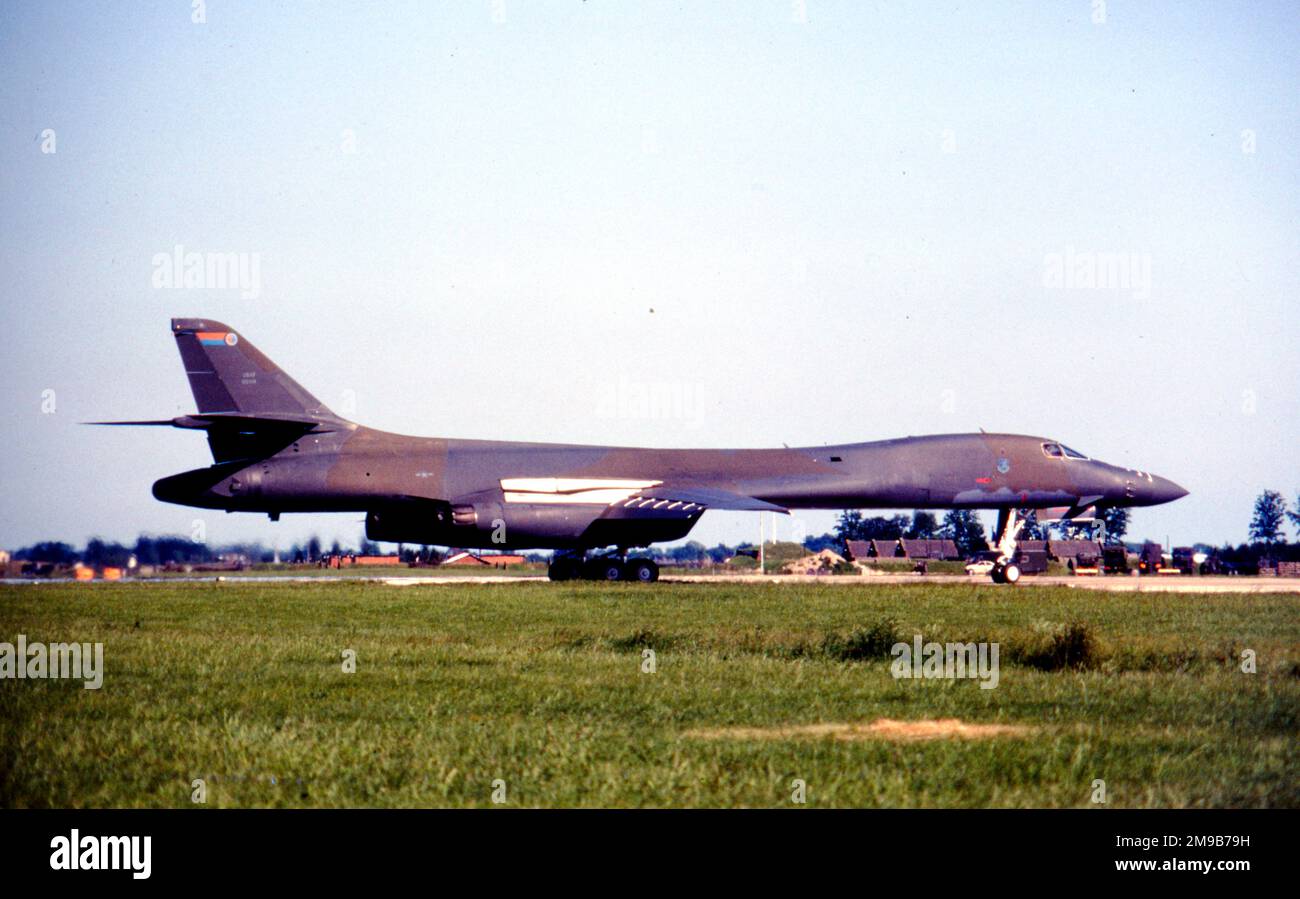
[86,414,336,433]
[88,410,340,463]
[185,412,337,433]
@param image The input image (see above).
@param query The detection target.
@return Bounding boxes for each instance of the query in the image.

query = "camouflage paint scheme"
[135,320,1186,552]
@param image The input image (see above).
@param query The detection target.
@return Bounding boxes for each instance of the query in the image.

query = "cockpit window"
[1042,442,1089,460]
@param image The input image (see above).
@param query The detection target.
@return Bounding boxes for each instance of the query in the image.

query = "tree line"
[1248,490,1300,544]
[11,534,384,567]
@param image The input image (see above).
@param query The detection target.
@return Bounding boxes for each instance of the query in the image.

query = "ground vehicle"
[1200,552,1239,575]
[1138,542,1165,573]
[1101,545,1129,574]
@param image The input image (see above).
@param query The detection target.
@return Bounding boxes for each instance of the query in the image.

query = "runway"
[5,574,1298,593]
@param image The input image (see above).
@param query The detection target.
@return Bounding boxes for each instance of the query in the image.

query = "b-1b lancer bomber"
[98,320,1188,583]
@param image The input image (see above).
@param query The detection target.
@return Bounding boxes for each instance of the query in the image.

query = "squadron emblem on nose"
[996,457,1011,474]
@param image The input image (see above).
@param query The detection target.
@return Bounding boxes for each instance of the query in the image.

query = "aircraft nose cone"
[1149,475,1188,505]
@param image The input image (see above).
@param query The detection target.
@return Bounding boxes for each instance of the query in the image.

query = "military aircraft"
[96,319,1187,583]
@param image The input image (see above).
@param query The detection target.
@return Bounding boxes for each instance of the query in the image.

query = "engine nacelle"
[365,496,703,550]
[365,501,457,545]
[365,498,604,549]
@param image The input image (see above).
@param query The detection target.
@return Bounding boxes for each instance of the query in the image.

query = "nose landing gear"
[990,561,1022,584]
[990,509,1029,585]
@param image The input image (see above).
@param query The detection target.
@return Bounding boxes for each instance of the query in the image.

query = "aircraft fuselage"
[153,426,1186,551]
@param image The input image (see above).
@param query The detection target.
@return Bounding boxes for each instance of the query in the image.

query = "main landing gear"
[989,508,1028,585]
[547,550,659,583]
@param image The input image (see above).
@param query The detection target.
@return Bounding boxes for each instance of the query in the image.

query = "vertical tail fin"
[170,319,337,419]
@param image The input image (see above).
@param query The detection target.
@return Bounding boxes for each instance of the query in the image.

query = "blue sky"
[1,1,1297,552]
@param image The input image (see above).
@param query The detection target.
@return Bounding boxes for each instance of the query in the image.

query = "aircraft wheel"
[548,557,579,581]
[990,566,1006,584]
[584,558,625,581]
[628,559,659,583]
[1002,563,1022,585]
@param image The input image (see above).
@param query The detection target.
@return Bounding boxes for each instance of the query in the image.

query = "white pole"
[759,513,765,575]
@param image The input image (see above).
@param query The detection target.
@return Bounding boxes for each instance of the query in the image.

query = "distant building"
[193,558,246,572]
[848,538,960,562]
[871,539,901,558]
[442,551,528,567]
[325,554,402,569]
[350,555,402,567]
[898,539,961,560]
[844,540,871,561]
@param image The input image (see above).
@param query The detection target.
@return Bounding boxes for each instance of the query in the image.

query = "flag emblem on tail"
[197,331,238,347]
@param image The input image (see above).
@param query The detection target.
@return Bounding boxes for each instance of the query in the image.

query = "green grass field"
[1,580,1296,808]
